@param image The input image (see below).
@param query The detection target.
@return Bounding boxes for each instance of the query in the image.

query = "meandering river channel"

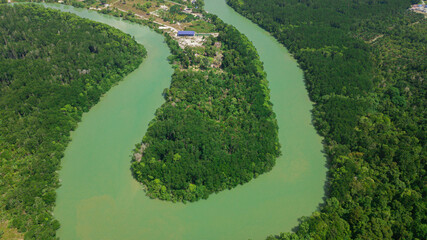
[45,1,326,239]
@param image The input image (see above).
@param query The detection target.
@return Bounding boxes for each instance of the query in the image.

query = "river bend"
[45,2,327,239]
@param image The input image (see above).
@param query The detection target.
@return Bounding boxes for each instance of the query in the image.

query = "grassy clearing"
[0,222,23,240]
[185,20,215,33]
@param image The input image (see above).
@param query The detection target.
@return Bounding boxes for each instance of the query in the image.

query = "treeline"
[227,0,426,239]
[0,4,145,239]
[131,15,280,202]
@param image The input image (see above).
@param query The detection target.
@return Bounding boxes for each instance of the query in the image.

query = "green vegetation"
[170,0,204,12]
[134,2,154,13]
[185,20,216,33]
[157,6,197,23]
[0,4,145,239]
[0,221,23,239]
[52,0,279,204]
[131,15,280,202]
[227,0,426,239]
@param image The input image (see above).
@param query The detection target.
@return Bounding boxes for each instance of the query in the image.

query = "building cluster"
[410,4,427,13]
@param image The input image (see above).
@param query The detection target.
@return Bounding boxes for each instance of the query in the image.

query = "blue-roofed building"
[177,31,195,37]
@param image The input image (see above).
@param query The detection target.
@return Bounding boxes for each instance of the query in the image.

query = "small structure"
[177,31,195,37]
[410,4,427,14]
[183,8,192,14]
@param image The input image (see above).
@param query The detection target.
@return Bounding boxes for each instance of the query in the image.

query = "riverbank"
[43,1,327,239]
[226,0,426,238]
[1,1,327,238]
[47,0,282,203]
[0,4,146,239]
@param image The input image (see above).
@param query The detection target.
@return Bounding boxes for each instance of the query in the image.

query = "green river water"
[46,1,326,239]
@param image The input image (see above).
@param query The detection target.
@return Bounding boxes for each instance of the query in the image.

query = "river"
[46,1,326,239]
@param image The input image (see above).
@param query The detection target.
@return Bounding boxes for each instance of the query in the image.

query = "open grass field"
[185,19,215,32]
[0,222,23,240]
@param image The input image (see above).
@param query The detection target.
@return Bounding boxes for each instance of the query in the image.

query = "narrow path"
[368,34,384,43]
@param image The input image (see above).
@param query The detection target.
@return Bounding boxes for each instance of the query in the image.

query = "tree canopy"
[131,16,280,202]
[0,4,145,239]
[227,0,426,239]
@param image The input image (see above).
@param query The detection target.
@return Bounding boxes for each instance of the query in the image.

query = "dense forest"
[0,4,145,239]
[227,0,426,239]
[131,15,280,202]
[54,0,281,204]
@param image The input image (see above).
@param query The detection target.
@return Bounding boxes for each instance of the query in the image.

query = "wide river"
[46,1,326,239]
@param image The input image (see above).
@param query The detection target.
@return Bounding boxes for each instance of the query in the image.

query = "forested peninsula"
[0,4,145,238]
[130,15,280,202]
[58,0,281,203]
[227,0,426,239]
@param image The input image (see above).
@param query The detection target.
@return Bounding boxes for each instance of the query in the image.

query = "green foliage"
[131,16,280,202]
[168,0,204,12]
[157,7,197,23]
[134,2,153,12]
[192,0,204,12]
[0,4,145,239]
[169,4,183,14]
[185,20,216,33]
[227,0,426,239]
